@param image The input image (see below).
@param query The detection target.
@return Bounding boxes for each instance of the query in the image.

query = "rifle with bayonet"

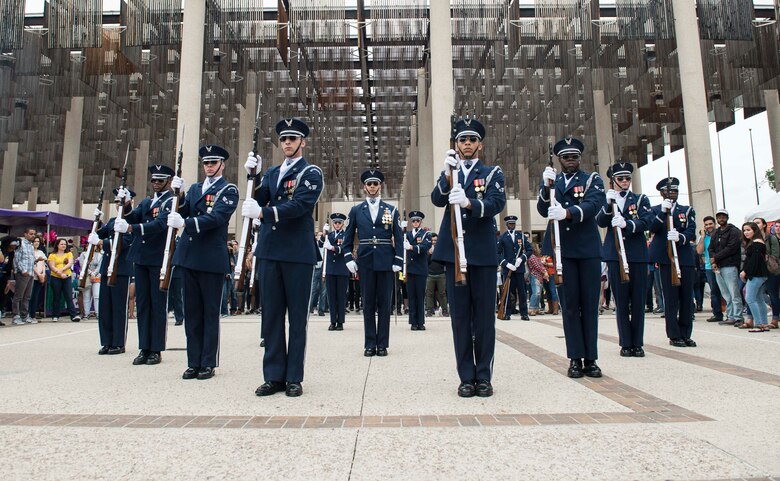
[666,162,682,286]
[159,126,185,291]
[79,170,105,290]
[608,147,630,284]
[546,142,564,285]
[234,98,262,293]
[450,115,467,285]
[107,146,130,286]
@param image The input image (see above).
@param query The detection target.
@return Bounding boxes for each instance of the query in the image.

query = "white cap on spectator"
[716,209,729,217]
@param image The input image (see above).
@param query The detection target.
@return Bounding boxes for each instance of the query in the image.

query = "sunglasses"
[150,178,168,184]
[411,219,421,222]
[333,221,343,224]
[560,154,580,160]
[614,176,632,182]
[202,160,221,166]
[365,181,380,187]
[457,136,479,143]
[279,135,301,143]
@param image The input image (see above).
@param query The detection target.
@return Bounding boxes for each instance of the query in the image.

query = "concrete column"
[134,140,150,197]
[671,0,717,216]
[592,90,613,181]
[631,163,642,193]
[176,0,206,184]
[272,142,283,166]
[519,164,531,234]
[27,187,38,211]
[407,113,419,212]
[428,5,454,231]
[236,89,257,237]
[59,97,84,216]
[74,168,84,217]
[764,90,780,191]
[0,142,19,208]
[417,68,435,225]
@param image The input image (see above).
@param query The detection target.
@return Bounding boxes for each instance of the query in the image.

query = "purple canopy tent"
[0,209,93,237]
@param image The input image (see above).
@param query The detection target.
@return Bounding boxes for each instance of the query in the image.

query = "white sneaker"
[52,317,59,322]
[27,317,38,324]
[12,316,25,325]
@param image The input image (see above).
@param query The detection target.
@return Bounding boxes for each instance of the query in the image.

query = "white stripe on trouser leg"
[216,278,224,367]
[123,279,130,347]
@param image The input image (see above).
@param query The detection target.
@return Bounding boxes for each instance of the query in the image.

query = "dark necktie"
[620,191,627,198]
[464,160,472,169]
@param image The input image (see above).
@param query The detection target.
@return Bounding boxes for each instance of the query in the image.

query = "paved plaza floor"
[0,309,778,480]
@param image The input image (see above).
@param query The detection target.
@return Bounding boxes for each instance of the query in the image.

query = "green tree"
[767,168,776,190]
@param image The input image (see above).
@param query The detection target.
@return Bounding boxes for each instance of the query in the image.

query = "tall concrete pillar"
[764,90,780,191]
[134,140,150,197]
[407,113,419,212]
[417,68,435,225]
[59,97,84,216]
[632,163,642,193]
[1,142,19,208]
[671,0,717,216]
[236,88,257,237]
[519,164,531,234]
[27,187,38,211]
[592,90,613,181]
[74,168,84,217]
[176,0,206,184]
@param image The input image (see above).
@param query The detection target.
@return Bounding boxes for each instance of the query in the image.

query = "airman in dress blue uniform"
[341,169,404,357]
[322,213,350,331]
[497,215,532,321]
[596,162,654,357]
[167,144,239,381]
[403,211,432,330]
[537,136,606,379]
[89,189,136,356]
[648,177,697,348]
[242,118,323,398]
[431,118,506,398]
[113,164,175,366]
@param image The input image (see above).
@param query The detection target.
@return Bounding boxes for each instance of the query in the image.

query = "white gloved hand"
[93,208,103,220]
[116,187,131,203]
[252,218,261,227]
[167,212,184,229]
[611,214,627,229]
[400,220,408,229]
[88,232,101,246]
[661,199,673,212]
[245,152,261,175]
[346,261,358,274]
[171,176,185,191]
[548,205,567,221]
[323,237,334,251]
[506,263,517,272]
[449,184,469,208]
[543,166,557,184]
[443,149,458,176]
[323,223,330,232]
[667,229,680,242]
[404,239,413,251]
[392,265,402,273]
[605,189,618,203]
[242,198,262,219]
[515,257,524,268]
[113,218,129,233]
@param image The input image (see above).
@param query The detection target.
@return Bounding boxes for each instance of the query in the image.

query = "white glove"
[167,212,184,229]
[171,176,185,191]
[392,265,402,273]
[449,184,469,208]
[323,223,330,232]
[323,237,334,251]
[88,233,101,246]
[116,187,131,203]
[346,261,358,274]
[113,218,129,233]
[543,166,557,184]
[515,257,523,268]
[605,189,618,203]
[443,149,458,176]
[404,239,413,251]
[507,263,517,272]
[245,152,262,175]
[93,208,103,220]
[548,205,567,221]
[661,199,673,212]
[400,220,408,229]
[667,229,680,242]
[252,218,261,227]
[611,214,627,229]
[242,198,262,219]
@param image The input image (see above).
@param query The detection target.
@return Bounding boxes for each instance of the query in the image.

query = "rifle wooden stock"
[667,212,682,286]
[497,271,511,319]
[159,198,178,292]
[249,226,259,290]
[610,191,630,284]
[449,165,467,285]
[234,168,257,292]
[546,183,564,285]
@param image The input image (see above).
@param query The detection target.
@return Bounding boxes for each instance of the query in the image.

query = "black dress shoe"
[255,381,285,396]
[182,368,199,380]
[328,324,336,331]
[418,325,426,331]
[286,382,303,397]
[520,315,530,321]
[364,348,376,357]
[335,323,343,331]
[457,381,476,398]
[567,359,584,378]
[683,338,697,347]
[260,339,265,347]
[620,348,633,357]
[132,351,149,365]
[197,367,215,380]
[107,346,125,355]
[583,360,602,378]
[98,346,109,355]
[669,338,687,347]
[475,379,494,397]
[632,347,645,357]
[376,348,388,357]
[174,320,183,326]
[411,325,418,331]
[501,316,511,321]
[146,352,161,365]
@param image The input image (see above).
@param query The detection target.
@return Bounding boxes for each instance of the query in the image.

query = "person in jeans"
[754,218,780,329]
[696,216,723,323]
[11,227,37,325]
[29,236,47,319]
[527,244,548,315]
[740,222,770,332]
[47,238,80,322]
[708,209,743,325]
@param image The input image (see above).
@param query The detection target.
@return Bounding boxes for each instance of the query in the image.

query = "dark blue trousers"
[182,268,222,369]
[704,269,723,320]
[445,263,496,382]
[358,265,393,349]
[326,274,348,326]
[134,264,168,352]
[659,264,695,340]
[261,261,313,383]
[557,257,601,360]
[167,272,184,322]
[501,267,527,317]
[407,273,426,326]
[98,276,129,348]
[607,261,648,348]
